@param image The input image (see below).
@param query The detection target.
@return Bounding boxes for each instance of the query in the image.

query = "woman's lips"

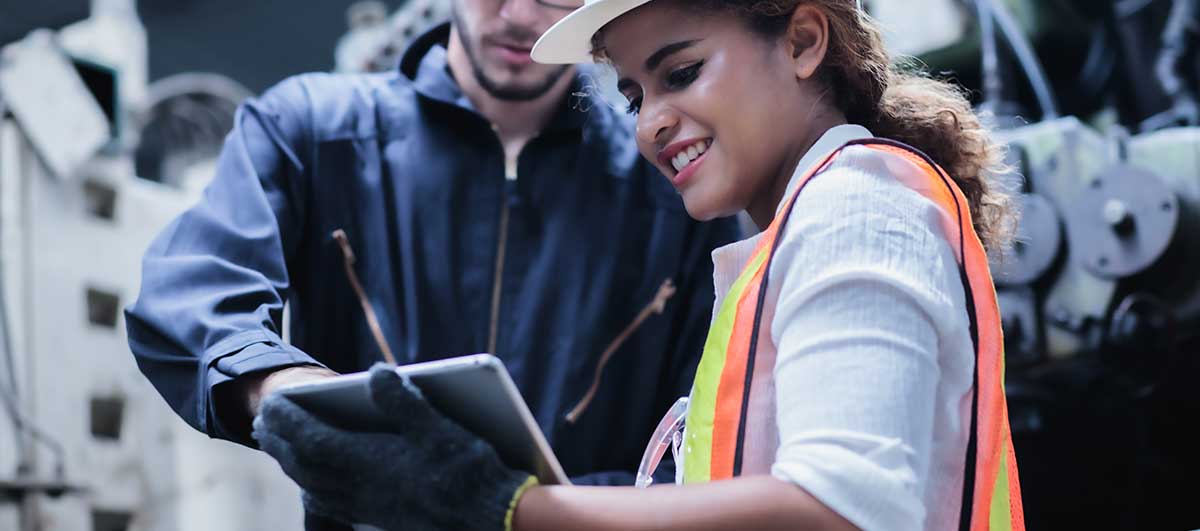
[657,138,712,188]
[670,150,707,188]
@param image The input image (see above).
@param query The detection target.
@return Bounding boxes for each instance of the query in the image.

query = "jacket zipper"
[487,132,519,355]
[487,183,511,355]
[482,128,677,423]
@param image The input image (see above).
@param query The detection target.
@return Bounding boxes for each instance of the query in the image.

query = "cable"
[0,253,69,478]
[975,0,1004,111]
[1141,0,1198,130]
[1156,0,1193,98]
[1076,26,1117,106]
[1115,0,1156,18]
[983,0,1061,119]
[0,96,21,400]
[0,109,69,480]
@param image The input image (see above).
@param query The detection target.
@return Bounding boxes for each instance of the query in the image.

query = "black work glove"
[252,364,537,531]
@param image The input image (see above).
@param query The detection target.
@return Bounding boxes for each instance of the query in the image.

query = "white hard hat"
[530,0,863,65]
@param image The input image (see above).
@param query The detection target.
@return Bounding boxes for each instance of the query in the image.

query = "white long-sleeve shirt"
[709,125,974,530]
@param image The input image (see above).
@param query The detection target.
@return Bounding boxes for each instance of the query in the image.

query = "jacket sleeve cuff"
[200,330,326,445]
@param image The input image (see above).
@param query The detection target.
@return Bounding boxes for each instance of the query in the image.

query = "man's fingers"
[257,394,317,434]
[253,429,341,492]
[367,364,443,431]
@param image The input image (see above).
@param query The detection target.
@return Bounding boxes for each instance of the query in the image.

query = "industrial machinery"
[334,0,451,73]
[0,3,300,531]
[919,0,1200,528]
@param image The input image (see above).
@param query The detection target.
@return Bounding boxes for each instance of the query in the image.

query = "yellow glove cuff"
[504,475,540,531]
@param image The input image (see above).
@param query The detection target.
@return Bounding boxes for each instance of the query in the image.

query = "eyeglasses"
[635,396,689,488]
[534,0,584,10]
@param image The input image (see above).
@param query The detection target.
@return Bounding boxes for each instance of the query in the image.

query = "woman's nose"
[635,101,679,148]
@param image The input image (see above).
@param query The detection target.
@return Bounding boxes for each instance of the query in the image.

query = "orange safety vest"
[681,138,1024,530]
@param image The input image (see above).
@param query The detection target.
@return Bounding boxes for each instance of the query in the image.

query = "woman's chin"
[681,194,739,222]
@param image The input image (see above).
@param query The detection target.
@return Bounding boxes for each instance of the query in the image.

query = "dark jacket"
[125,24,740,486]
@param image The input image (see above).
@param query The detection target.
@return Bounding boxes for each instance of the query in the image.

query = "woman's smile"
[657,138,713,186]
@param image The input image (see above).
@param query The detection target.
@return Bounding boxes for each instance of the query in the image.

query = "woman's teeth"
[672,140,710,172]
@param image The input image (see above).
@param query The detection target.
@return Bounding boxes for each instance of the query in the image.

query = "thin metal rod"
[565,279,677,424]
[984,0,1060,119]
[974,0,1004,110]
[332,229,398,365]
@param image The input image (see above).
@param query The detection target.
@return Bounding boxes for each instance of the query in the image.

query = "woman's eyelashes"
[665,61,704,89]
[624,60,706,116]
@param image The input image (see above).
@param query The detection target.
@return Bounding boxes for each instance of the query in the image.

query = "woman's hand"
[252,364,535,531]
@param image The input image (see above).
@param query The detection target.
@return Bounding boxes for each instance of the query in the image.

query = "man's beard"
[453,10,570,101]
[473,60,569,101]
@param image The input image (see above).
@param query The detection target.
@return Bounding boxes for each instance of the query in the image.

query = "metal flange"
[1067,165,1180,279]
[993,193,1063,286]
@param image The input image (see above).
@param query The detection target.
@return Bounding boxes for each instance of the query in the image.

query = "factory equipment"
[132,73,253,191]
[989,118,1200,530]
[334,0,451,73]
[925,0,1200,528]
[0,4,302,530]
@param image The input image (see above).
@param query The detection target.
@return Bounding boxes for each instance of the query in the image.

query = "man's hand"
[252,364,535,531]
[243,365,339,417]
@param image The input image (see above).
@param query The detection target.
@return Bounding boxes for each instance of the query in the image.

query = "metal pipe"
[975,0,1004,111]
[985,0,1061,119]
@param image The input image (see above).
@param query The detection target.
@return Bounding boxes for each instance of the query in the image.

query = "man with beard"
[125,0,738,528]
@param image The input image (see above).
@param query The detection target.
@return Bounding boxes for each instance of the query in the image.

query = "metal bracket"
[0,477,85,502]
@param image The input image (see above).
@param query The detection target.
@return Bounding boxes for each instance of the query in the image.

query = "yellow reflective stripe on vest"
[990,436,1013,531]
[683,248,768,483]
[683,138,1024,531]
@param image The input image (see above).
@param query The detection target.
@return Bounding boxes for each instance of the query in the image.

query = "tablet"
[278,354,570,485]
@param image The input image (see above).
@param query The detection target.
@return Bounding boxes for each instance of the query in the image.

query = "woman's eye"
[665,61,704,89]
[625,97,643,115]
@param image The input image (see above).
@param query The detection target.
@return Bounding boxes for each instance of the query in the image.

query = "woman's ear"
[785,5,831,81]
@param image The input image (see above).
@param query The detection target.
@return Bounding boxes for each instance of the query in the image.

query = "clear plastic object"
[635,396,689,488]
